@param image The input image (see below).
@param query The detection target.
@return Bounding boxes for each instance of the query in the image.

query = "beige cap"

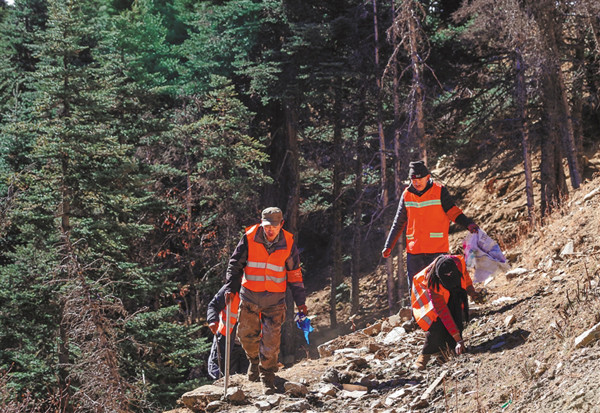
[261,207,283,226]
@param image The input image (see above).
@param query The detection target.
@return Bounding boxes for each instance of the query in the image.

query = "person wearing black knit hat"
[382,160,481,294]
[411,254,479,370]
[407,160,430,179]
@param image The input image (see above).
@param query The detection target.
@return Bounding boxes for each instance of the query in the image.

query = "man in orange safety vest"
[382,160,480,292]
[224,207,307,395]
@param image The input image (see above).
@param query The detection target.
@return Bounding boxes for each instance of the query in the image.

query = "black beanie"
[435,255,463,291]
[408,160,430,179]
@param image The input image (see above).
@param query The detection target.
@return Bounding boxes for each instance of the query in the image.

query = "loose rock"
[282,400,312,412]
[574,322,600,348]
[284,381,308,397]
[179,384,223,410]
[504,314,516,327]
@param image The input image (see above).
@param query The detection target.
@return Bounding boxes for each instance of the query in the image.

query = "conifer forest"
[0,0,599,411]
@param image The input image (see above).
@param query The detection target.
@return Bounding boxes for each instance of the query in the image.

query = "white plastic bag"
[462,229,510,283]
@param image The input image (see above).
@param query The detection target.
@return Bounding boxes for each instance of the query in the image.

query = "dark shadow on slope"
[478,296,530,317]
[468,328,531,355]
[471,288,545,320]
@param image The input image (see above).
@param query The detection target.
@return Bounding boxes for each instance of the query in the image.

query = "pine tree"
[149,75,271,324]
[0,0,181,409]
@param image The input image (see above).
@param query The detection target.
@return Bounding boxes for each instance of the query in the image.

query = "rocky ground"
[166,151,600,413]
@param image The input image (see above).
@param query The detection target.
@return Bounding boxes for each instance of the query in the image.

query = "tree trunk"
[539,36,569,215]
[514,49,535,227]
[390,0,408,308]
[540,105,567,216]
[571,40,585,175]
[58,318,72,413]
[407,1,426,162]
[582,5,600,131]
[373,0,395,315]
[184,133,198,326]
[391,0,401,198]
[556,66,581,189]
[58,156,73,411]
[330,80,344,328]
[531,0,581,189]
[280,98,300,362]
[351,85,367,315]
[540,129,566,216]
[284,100,300,235]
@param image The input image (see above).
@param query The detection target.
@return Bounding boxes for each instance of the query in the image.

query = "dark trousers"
[422,318,461,355]
[407,252,443,291]
[421,291,465,355]
[207,329,249,380]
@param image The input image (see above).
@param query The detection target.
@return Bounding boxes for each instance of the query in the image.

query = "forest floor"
[167,147,600,413]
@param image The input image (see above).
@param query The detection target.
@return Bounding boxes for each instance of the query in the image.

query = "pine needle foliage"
[0,0,199,410]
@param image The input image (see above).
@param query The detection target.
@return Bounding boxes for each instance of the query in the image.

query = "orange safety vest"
[411,256,471,331]
[217,292,240,336]
[404,183,463,254]
[241,224,300,293]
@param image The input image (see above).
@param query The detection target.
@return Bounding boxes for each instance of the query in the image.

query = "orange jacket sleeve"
[287,268,303,283]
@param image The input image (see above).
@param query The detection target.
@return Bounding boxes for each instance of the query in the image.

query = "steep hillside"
[168,153,600,413]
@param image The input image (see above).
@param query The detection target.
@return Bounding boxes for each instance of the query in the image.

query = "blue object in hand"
[294,312,314,344]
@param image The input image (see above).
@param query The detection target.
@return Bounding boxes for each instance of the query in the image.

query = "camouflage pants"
[237,300,286,374]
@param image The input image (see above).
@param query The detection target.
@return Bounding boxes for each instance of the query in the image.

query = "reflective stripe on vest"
[411,262,448,331]
[217,292,240,336]
[241,224,294,293]
[411,255,469,331]
[404,183,450,254]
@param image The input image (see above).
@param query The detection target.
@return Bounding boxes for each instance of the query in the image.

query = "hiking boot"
[247,363,260,382]
[261,372,276,395]
[414,354,431,371]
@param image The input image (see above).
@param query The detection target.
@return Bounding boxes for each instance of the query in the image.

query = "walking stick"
[215,335,223,378]
[224,304,231,396]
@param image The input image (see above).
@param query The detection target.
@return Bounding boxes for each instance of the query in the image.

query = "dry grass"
[0,366,68,413]
[515,182,600,270]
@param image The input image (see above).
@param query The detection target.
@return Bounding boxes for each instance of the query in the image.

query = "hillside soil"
[169,149,600,413]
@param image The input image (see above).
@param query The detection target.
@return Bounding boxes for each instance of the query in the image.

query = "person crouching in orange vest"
[224,207,307,395]
[206,286,249,380]
[411,254,481,370]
